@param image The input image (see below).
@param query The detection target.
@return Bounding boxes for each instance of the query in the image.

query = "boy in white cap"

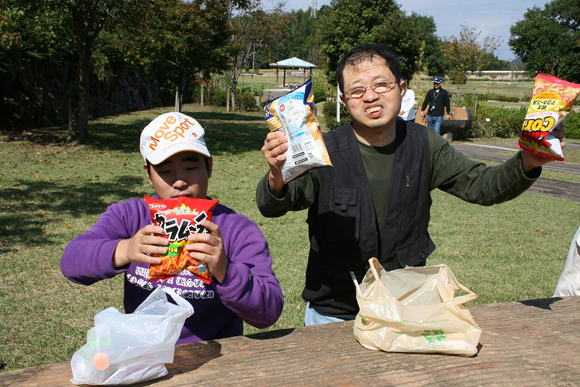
[61,112,284,344]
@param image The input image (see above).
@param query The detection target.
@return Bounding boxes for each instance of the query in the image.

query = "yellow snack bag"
[518,74,580,161]
[264,78,332,182]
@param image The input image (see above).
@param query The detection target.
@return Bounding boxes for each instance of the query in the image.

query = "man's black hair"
[336,44,402,94]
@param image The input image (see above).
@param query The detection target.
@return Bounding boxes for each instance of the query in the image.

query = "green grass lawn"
[1,104,579,372]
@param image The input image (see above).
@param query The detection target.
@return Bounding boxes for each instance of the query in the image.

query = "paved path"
[451,141,580,203]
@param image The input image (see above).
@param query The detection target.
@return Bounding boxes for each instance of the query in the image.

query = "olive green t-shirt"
[357,140,396,234]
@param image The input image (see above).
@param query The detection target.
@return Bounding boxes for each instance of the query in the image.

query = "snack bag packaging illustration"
[144,195,219,283]
[518,74,580,161]
[264,78,332,182]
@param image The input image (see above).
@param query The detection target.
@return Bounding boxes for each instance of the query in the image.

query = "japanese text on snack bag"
[153,211,210,241]
[144,196,218,283]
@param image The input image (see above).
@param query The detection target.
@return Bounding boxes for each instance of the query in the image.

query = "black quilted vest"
[303,120,436,319]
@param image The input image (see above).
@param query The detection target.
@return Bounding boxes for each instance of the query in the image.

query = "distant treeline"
[0,0,555,133]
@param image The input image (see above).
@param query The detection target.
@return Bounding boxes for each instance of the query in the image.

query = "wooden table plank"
[2,296,580,386]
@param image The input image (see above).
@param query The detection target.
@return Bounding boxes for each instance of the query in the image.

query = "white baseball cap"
[140,112,210,165]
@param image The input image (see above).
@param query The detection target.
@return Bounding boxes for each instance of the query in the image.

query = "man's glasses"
[346,81,397,99]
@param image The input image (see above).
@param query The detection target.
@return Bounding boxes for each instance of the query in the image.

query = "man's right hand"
[261,131,288,197]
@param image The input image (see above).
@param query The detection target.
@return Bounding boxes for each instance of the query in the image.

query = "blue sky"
[267,0,553,61]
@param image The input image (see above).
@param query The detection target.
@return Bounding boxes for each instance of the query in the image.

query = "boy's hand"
[113,225,167,268]
[186,220,228,284]
[261,131,288,197]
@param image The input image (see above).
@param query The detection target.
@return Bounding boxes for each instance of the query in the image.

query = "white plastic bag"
[352,258,481,356]
[71,286,194,385]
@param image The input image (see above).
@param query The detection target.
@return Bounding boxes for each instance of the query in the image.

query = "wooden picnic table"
[2,296,580,386]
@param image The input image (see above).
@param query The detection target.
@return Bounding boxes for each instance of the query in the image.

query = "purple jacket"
[61,197,284,344]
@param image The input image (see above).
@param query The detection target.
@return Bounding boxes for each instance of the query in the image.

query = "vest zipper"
[398,175,410,228]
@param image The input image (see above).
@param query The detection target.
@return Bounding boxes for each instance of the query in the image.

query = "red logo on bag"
[148,203,167,210]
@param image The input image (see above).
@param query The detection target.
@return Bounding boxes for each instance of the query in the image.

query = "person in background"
[420,75,450,135]
[398,78,416,122]
[553,225,580,297]
[61,112,284,344]
[257,43,566,326]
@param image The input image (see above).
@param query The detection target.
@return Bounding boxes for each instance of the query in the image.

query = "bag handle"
[439,268,478,306]
[350,271,361,295]
[369,257,382,281]
[160,286,195,315]
[367,258,396,298]
[448,282,477,305]
[350,258,393,298]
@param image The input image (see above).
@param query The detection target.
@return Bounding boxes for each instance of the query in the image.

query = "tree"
[225,0,285,111]
[0,1,73,71]
[0,1,78,131]
[45,0,144,141]
[316,0,422,84]
[509,0,580,82]
[134,0,234,112]
[268,8,319,66]
[409,13,449,77]
[441,25,501,84]
[482,53,511,71]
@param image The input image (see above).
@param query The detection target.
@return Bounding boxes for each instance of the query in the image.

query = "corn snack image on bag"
[264,78,332,182]
[144,195,219,283]
[518,74,580,161]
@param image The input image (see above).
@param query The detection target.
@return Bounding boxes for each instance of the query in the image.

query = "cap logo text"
[149,115,198,150]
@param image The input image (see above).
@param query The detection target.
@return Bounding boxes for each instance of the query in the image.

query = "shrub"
[312,82,327,103]
[191,84,202,104]
[210,89,227,107]
[191,85,227,107]
[236,90,259,111]
[321,100,350,131]
[470,106,526,138]
[479,93,520,103]
[566,110,580,139]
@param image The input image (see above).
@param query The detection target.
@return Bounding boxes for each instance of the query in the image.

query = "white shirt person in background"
[399,78,416,122]
[553,225,580,297]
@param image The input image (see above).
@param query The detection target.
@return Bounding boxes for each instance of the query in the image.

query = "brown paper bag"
[352,258,481,356]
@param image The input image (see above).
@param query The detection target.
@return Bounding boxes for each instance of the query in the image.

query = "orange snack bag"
[518,74,580,161]
[144,195,219,283]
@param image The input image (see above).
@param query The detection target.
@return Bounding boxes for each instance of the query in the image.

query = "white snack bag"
[70,286,194,385]
[264,78,332,182]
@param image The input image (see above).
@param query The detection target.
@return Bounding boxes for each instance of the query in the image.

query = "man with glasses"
[420,76,450,135]
[257,44,565,325]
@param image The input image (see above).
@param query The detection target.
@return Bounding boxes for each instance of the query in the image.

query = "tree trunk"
[175,87,182,112]
[76,44,91,142]
[67,94,75,141]
[230,81,237,112]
